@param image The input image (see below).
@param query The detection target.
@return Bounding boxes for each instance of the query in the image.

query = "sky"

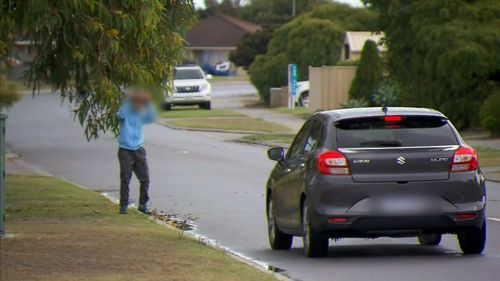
[192,0,363,9]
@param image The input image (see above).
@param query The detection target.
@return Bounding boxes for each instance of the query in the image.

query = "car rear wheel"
[418,233,442,246]
[302,199,329,258]
[163,103,172,111]
[299,92,309,107]
[457,220,486,254]
[267,197,293,250]
[199,102,211,110]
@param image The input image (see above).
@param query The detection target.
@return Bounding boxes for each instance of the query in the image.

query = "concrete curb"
[100,194,294,281]
[232,139,291,149]
[158,121,267,135]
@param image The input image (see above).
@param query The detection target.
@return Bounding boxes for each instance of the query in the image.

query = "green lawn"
[476,147,500,167]
[273,106,311,119]
[159,108,243,118]
[164,117,290,133]
[1,175,277,281]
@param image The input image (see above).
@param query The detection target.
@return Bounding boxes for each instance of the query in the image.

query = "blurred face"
[129,89,151,111]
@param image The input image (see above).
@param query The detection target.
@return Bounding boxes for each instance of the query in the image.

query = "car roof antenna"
[381,97,388,114]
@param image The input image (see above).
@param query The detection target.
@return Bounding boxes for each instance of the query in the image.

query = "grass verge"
[210,76,249,82]
[159,108,243,118]
[1,175,277,281]
[164,117,290,133]
[476,147,500,167]
[272,107,311,119]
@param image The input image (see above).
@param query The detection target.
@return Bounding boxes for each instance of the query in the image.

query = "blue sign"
[288,64,297,97]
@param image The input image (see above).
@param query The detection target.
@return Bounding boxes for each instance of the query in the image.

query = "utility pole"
[292,0,296,16]
[0,112,6,237]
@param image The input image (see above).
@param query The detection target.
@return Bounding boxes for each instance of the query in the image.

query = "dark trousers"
[118,147,150,207]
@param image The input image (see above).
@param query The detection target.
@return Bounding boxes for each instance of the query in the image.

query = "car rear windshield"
[174,69,204,80]
[335,116,458,148]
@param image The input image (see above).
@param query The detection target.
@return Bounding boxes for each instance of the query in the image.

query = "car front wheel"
[457,220,486,254]
[302,199,329,258]
[199,102,211,110]
[267,197,293,250]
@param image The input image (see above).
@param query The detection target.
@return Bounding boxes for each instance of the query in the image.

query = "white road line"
[488,217,500,222]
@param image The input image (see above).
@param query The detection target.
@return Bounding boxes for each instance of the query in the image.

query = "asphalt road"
[6,83,500,281]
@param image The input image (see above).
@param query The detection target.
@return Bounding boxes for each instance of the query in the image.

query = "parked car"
[164,66,212,110]
[295,81,310,107]
[266,107,486,257]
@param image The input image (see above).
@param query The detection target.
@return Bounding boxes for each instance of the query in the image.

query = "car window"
[174,68,204,80]
[335,116,458,148]
[286,123,311,160]
[304,121,324,153]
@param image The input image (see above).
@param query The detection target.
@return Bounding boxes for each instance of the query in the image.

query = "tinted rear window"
[335,116,458,148]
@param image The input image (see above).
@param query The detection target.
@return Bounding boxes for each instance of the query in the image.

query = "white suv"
[164,66,212,110]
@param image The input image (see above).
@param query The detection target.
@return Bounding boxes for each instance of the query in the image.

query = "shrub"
[249,54,287,103]
[340,98,368,109]
[480,91,500,136]
[349,40,383,104]
[372,80,401,107]
[0,75,21,109]
[248,2,378,102]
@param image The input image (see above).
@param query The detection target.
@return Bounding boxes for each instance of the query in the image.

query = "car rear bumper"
[309,209,485,238]
[165,92,210,105]
[306,172,486,237]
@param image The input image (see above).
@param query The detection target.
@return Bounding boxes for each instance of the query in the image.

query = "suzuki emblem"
[396,156,406,165]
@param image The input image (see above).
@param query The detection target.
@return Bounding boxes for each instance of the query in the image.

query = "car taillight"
[451,147,478,172]
[318,151,350,175]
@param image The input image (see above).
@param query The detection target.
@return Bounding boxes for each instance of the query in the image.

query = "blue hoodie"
[117,99,156,150]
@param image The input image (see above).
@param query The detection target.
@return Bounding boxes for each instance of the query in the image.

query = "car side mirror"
[268,147,285,162]
[206,74,213,80]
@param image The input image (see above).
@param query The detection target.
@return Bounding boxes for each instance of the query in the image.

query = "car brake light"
[318,151,350,175]
[384,115,403,122]
[454,213,476,220]
[328,217,348,223]
[451,147,478,172]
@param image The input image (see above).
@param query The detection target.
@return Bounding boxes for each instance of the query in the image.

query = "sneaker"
[119,205,128,214]
[138,204,151,215]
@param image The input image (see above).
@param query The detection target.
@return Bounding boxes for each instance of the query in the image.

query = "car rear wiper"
[359,140,403,147]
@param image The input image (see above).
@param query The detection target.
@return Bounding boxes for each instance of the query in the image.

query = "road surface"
[6,83,500,281]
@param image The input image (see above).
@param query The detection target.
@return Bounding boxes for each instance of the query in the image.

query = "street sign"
[0,112,6,236]
[288,64,297,110]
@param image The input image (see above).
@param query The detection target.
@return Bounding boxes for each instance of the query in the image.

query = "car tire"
[457,220,486,255]
[299,91,309,107]
[163,103,172,111]
[302,199,329,258]
[199,102,211,110]
[418,233,442,246]
[267,197,293,250]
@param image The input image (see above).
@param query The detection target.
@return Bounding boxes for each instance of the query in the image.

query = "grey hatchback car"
[266,107,486,257]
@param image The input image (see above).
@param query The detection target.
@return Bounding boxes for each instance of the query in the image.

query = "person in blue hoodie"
[117,89,156,214]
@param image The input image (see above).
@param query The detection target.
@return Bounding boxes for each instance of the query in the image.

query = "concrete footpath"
[232,107,305,133]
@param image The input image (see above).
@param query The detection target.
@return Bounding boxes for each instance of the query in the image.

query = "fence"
[308,66,357,112]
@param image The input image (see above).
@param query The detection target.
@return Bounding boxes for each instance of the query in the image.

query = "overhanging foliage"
[1,0,196,139]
